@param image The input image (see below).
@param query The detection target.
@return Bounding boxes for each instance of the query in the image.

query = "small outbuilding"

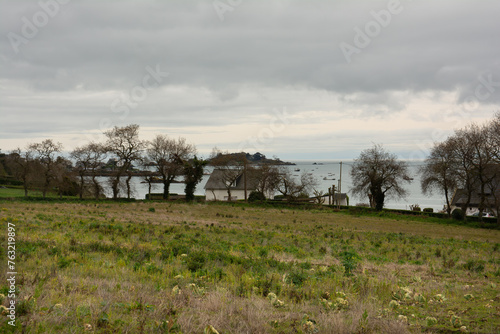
[318,193,348,206]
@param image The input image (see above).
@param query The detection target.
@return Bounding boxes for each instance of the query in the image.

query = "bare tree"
[467,123,497,219]
[484,164,500,223]
[28,139,63,198]
[52,156,77,198]
[420,139,457,216]
[350,144,411,210]
[147,135,196,200]
[488,113,500,223]
[104,124,145,199]
[448,129,477,215]
[275,167,318,201]
[312,189,326,205]
[7,148,34,196]
[452,124,497,220]
[142,169,156,200]
[251,164,281,199]
[490,111,500,164]
[71,142,107,199]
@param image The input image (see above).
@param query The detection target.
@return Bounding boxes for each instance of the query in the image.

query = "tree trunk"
[126,172,132,199]
[92,175,100,200]
[374,191,385,211]
[23,176,28,197]
[112,177,119,200]
[370,184,385,211]
[148,180,152,199]
[444,188,451,217]
[460,191,472,221]
[478,181,487,222]
[185,182,195,202]
[163,180,171,200]
[79,174,85,199]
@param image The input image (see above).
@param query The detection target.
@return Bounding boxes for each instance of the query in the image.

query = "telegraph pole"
[339,161,342,208]
[243,158,248,201]
[331,185,336,206]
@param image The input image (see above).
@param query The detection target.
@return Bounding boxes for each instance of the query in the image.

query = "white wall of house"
[319,195,347,206]
[450,205,498,216]
[205,189,246,201]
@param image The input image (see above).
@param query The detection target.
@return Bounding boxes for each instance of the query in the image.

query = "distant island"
[208,152,295,165]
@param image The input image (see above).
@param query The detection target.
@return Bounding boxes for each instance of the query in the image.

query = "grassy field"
[0,200,499,333]
[0,187,32,198]
[0,187,76,199]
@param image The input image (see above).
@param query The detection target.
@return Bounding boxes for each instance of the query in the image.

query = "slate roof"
[451,187,500,207]
[451,180,500,207]
[450,165,500,208]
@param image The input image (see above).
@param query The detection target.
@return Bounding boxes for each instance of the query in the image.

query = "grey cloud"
[1,0,499,154]
[3,0,498,97]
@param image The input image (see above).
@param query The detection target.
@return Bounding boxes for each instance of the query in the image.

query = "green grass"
[0,187,29,198]
[0,200,499,333]
[0,186,78,199]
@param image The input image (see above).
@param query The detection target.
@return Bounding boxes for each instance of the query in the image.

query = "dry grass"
[0,200,499,333]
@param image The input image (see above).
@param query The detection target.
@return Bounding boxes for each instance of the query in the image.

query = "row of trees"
[4,113,498,215]
[2,124,321,202]
[420,113,500,220]
[349,112,499,222]
[2,124,205,201]
[6,140,72,198]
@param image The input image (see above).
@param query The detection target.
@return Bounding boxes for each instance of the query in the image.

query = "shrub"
[319,246,327,255]
[463,259,485,273]
[286,270,308,286]
[423,208,433,213]
[57,256,73,269]
[339,249,361,276]
[257,247,269,258]
[452,208,464,221]
[160,241,190,260]
[17,296,35,317]
[248,191,266,202]
[410,204,421,212]
[186,251,206,272]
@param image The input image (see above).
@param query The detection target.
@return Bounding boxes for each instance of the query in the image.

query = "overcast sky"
[1,0,499,160]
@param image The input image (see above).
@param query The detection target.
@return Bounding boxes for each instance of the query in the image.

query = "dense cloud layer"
[1,0,499,159]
